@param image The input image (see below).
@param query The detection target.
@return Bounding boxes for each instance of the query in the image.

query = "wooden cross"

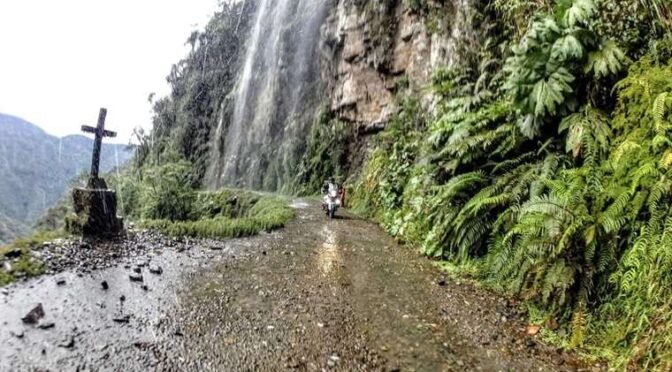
[81,108,117,180]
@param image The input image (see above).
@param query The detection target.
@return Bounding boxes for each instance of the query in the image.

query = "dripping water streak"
[206,0,330,190]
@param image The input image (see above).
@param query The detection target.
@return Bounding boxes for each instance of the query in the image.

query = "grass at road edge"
[139,193,295,239]
[0,230,66,287]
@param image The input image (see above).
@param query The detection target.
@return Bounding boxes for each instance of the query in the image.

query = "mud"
[0,201,591,371]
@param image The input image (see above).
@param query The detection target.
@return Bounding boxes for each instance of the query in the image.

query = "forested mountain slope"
[127,0,672,368]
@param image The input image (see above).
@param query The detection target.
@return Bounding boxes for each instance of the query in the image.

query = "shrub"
[139,160,197,221]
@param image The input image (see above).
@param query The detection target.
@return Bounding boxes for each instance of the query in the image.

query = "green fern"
[560,0,596,27]
[584,41,627,79]
[504,0,624,137]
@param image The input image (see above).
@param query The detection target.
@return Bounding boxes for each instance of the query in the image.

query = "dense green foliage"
[292,110,355,195]
[351,0,672,368]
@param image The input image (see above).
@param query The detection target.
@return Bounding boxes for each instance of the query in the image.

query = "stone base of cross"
[67,108,123,238]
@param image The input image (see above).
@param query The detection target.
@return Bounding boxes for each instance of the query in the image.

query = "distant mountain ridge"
[0,113,133,244]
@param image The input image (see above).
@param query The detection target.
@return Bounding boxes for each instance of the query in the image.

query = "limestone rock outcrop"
[321,0,476,132]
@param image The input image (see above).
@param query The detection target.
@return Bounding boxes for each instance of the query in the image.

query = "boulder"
[67,178,123,238]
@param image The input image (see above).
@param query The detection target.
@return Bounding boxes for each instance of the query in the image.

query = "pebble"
[56,278,66,286]
[129,273,143,282]
[4,248,21,259]
[1,288,8,296]
[133,267,142,274]
[22,304,45,324]
[113,315,130,324]
[38,322,56,330]
[149,265,163,275]
[58,336,75,349]
[101,281,109,290]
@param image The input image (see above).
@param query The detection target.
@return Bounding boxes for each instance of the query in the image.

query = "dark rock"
[129,273,143,282]
[141,285,149,291]
[58,336,75,349]
[113,315,130,323]
[22,304,45,324]
[210,246,223,251]
[1,288,8,296]
[149,265,163,275]
[4,248,22,259]
[133,267,142,274]
[101,281,109,290]
[133,341,152,349]
[120,295,126,302]
[174,329,184,337]
[56,278,66,286]
[38,322,55,330]
[437,278,447,286]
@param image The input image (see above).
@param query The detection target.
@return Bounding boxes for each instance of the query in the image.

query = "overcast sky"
[0,0,221,143]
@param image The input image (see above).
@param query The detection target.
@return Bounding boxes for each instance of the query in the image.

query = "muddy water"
[0,201,581,371]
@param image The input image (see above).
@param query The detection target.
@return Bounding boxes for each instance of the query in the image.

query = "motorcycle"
[323,188,341,219]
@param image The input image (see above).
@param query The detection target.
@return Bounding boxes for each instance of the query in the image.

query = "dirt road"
[0,200,585,371]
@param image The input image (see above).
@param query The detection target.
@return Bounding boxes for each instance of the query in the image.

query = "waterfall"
[206,0,330,190]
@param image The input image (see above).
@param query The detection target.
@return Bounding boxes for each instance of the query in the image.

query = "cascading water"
[206,0,330,190]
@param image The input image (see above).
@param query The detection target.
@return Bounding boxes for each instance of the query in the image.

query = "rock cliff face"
[321,0,476,132]
[198,0,481,190]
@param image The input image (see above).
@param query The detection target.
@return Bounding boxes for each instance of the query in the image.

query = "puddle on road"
[0,245,236,371]
[289,199,311,209]
[318,225,341,276]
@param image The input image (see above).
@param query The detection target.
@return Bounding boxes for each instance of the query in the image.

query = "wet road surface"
[0,200,584,371]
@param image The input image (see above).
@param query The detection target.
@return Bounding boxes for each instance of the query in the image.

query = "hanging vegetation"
[351,0,672,368]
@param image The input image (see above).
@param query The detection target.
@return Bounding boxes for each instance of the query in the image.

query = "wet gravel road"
[0,200,586,371]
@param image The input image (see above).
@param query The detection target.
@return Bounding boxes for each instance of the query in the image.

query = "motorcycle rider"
[324,177,338,194]
[322,177,340,211]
